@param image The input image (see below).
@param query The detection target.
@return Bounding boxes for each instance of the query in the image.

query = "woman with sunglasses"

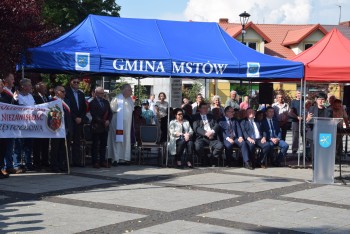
[168,108,194,168]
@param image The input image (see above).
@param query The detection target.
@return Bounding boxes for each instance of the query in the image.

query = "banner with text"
[0,100,66,138]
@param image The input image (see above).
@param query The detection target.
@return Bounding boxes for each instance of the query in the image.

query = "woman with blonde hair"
[210,95,224,117]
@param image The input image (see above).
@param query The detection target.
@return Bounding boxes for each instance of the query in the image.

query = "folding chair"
[139,125,165,166]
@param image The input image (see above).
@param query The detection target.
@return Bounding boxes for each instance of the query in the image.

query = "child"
[141,100,155,125]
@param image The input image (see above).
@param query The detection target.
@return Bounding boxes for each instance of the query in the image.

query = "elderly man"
[272,93,290,141]
[90,87,112,168]
[193,102,223,166]
[108,84,134,166]
[50,86,72,172]
[225,90,240,110]
[13,78,36,171]
[65,77,87,167]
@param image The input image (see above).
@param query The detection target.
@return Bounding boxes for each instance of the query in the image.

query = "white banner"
[0,100,66,138]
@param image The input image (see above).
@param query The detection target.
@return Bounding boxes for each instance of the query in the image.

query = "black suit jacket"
[193,113,220,140]
[65,87,87,121]
[218,117,243,142]
[308,106,333,118]
[63,98,73,136]
[33,94,50,105]
[1,89,18,104]
[240,118,264,140]
[261,118,282,140]
[89,98,112,133]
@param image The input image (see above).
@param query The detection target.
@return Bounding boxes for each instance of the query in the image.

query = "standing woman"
[168,108,194,168]
[155,92,169,143]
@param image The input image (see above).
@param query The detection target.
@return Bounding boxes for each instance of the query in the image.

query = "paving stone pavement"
[1,161,350,234]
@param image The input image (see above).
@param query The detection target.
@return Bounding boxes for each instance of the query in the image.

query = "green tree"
[134,85,148,105]
[42,0,121,31]
[182,81,203,103]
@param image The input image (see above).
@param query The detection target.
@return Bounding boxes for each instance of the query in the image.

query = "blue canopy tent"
[19,14,304,79]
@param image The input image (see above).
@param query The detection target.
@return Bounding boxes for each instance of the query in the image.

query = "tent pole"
[303,79,307,168]
[215,79,218,95]
[297,79,302,166]
[138,77,141,106]
[22,65,24,79]
[166,76,171,167]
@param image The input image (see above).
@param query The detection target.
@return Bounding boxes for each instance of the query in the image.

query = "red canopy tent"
[291,28,350,82]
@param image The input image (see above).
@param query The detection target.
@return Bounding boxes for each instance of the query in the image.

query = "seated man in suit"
[240,108,271,168]
[219,106,253,170]
[193,102,223,166]
[261,106,289,167]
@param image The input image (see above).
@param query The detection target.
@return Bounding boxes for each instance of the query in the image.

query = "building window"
[243,42,257,50]
[304,43,313,50]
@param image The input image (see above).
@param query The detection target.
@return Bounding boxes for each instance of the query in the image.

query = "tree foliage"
[182,81,203,103]
[0,0,58,76]
[0,0,121,76]
[42,0,121,32]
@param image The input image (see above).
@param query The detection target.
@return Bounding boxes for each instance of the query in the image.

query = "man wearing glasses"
[65,77,87,167]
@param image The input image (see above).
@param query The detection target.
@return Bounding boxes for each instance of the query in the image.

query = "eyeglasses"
[59,90,65,93]
[72,81,80,84]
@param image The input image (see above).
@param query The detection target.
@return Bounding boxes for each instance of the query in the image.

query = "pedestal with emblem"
[312,117,342,184]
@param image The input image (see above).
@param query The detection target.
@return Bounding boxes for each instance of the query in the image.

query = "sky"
[116,0,350,25]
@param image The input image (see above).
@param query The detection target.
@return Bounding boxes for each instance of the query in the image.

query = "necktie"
[203,116,210,131]
[229,120,235,138]
[74,91,79,110]
[42,96,47,102]
[250,120,256,139]
[270,119,275,137]
[99,99,104,108]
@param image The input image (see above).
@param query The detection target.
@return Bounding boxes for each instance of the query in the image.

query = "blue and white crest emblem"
[77,55,88,67]
[247,62,260,77]
[75,52,90,71]
[319,133,332,148]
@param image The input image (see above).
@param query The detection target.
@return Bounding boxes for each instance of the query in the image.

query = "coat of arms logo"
[47,104,62,132]
[319,133,332,148]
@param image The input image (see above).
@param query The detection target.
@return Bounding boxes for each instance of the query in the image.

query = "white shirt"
[201,114,212,132]
[18,93,35,106]
[249,119,261,139]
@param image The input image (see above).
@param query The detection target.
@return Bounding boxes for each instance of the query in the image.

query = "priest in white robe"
[107,84,134,164]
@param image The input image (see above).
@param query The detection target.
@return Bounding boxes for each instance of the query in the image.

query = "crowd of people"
[0,73,348,179]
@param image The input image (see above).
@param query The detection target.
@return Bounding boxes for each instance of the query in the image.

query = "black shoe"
[59,167,68,172]
[176,165,184,169]
[118,161,131,166]
[112,161,118,167]
[272,161,282,167]
[50,167,61,173]
[244,161,254,170]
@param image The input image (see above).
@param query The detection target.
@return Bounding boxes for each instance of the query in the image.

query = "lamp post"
[239,11,250,91]
[239,11,250,44]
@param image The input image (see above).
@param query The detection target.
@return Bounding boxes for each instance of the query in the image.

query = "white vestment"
[107,94,134,162]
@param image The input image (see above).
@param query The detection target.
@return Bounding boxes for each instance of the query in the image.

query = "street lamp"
[239,11,250,44]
